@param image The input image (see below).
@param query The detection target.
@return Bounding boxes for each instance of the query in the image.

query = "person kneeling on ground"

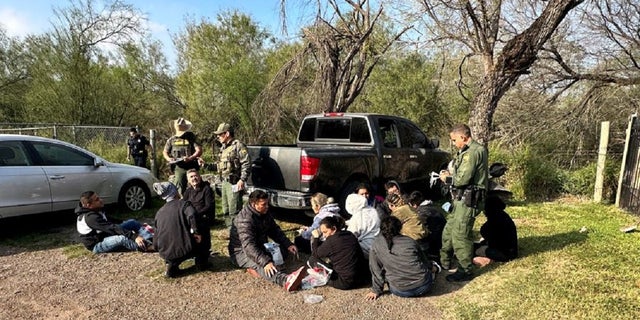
[309,215,370,290]
[153,182,206,278]
[366,216,441,300]
[473,196,518,267]
[228,190,306,292]
[76,191,152,254]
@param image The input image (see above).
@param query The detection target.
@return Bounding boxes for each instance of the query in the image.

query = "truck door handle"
[383,155,392,159]
[49,175,65,180]
[409,155,417,159]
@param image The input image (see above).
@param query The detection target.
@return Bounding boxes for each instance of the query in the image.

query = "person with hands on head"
[228,190,306,292]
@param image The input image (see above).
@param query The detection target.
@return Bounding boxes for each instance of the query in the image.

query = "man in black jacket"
[228,190,306,291]
[153,182,202,278]
[76,191,148,253]
[182,169,214,267]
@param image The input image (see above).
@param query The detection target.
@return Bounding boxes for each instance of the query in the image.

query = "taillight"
[324,112,344,117]
[300,153,320,182]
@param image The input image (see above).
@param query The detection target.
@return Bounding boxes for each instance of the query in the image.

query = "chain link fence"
[0,123,132,149]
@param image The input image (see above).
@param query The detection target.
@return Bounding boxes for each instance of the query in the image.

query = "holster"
[462,187,484,208]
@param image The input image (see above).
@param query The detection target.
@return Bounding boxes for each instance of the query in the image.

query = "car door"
[0,140,52,218]
[396,119,433,182]
[377,117,408,181]
[29,140,113,212]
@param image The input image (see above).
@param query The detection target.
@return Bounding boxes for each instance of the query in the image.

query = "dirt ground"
[0,212,460,320]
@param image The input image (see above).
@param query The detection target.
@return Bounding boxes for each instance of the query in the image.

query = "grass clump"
[436,199,640,320]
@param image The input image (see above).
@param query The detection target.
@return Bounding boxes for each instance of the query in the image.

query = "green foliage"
[563,158,621,203]
[490,145,564,201]
[175,11,273,144]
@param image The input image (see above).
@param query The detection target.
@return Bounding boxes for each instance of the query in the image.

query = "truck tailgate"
[247,145,303,191]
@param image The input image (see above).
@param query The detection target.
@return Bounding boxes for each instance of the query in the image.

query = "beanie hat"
[153,182,177,201]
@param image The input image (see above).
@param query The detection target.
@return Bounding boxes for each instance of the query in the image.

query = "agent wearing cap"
[126,127,151,168]
[163,118,202,196]
[152,182,205,277]
[212,122,250,216]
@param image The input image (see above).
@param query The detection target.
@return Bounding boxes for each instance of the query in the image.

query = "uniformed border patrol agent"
[163,118,203,196]
[127,127,151,168]
[439,124,488,282]
[213,123,250,216]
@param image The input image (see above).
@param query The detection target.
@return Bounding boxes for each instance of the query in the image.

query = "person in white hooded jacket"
[345,194,380,256]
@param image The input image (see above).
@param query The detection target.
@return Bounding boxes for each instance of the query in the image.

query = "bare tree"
[267,0,410,113]
[415,0,584,144]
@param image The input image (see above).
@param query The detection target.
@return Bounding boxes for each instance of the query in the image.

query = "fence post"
[616,114,636,207]
[594,121,609,202]
[149,129,157,178]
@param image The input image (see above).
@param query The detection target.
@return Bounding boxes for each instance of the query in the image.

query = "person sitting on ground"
[354,183,383,208]
[153,182,206,278]
[182,169,215,268]
[294,193,341,254]
[76,191,152,254]
[309,215,370,290]
[473,196,518,267]
[378,180,402,219]
[366,216,440,300]
[407,190,447,263]
[386,193,426,242]
[228,190,306,292]
[345,193,380,256]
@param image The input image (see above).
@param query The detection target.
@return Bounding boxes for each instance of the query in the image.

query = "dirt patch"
[0,214,458,320]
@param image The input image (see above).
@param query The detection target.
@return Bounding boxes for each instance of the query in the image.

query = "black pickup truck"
[246,113,450,211]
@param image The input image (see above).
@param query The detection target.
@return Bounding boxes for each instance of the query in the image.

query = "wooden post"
[594,121,609,202]
[616,114,636,207]
[149,129,157,178]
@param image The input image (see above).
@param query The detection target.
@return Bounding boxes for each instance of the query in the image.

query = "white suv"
[0,134,157,218]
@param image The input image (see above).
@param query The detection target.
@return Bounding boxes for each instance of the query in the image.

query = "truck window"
[299,118,317,142]
[317,119,350,139]
[378,118,399,148]
[350,117,371,143]
[398,120,428,148]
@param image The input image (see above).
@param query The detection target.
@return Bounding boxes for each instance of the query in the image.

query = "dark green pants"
[440,199,479,273]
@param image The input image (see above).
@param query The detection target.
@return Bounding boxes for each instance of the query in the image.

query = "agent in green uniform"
[439,124,488,282]
[163,118,202,196]
[213,123,250,216]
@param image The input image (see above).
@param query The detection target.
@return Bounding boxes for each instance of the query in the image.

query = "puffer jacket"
[228,204,293,267]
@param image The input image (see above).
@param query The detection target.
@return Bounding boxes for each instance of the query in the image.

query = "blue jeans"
[92,235,139,253]
[120,219,153,241]
[389,277,434,298]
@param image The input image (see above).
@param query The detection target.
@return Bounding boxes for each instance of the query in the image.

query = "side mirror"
[94,158,105,167]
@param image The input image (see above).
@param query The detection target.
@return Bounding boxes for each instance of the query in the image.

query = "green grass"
[436,199,640,320]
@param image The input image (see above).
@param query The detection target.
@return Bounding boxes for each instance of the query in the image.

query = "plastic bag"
[301,263,332,290]
[303,294,324,304]
[263,242,284,265]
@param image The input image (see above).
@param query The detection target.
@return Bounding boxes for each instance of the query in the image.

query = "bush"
[562,159,620,203]
[490,145,564,201]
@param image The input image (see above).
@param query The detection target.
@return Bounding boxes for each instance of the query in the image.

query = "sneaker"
[284,266,308,292]
[445,270,473,282]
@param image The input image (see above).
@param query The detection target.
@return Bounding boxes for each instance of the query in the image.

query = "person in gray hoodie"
[366,216,440,300]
